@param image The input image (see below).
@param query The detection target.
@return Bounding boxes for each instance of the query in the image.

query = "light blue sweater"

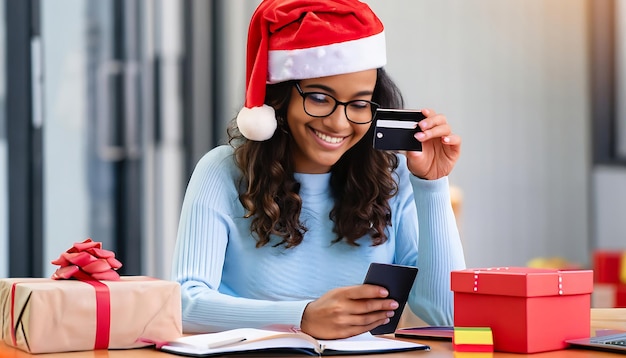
[172,145,466,333]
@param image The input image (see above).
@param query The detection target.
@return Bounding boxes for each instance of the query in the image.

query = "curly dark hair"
[227,68,405,248]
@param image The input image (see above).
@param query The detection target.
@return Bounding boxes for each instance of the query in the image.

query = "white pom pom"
[236,105,277,141]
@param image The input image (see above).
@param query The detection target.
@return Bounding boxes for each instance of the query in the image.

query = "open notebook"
[159,328,429,357]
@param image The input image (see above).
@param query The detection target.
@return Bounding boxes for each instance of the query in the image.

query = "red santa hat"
[236,0,387,141]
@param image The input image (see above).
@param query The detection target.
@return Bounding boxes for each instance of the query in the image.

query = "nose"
[322,104,351,130]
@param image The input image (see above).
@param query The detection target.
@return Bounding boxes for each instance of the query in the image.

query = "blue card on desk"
[363,263,418,335]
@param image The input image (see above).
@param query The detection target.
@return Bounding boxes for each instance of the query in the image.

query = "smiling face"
[286,69,378,173]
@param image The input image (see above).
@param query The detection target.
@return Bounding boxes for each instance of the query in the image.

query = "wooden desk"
[0,338,618,357]
[1,308,624,357]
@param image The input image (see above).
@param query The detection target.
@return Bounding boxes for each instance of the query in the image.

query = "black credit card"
[363,263,419,335]
[372,109,425,151]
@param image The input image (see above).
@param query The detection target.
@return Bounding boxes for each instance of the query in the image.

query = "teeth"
[314,130,344,144]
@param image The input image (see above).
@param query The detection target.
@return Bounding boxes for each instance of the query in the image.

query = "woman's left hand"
[405,108,461,180]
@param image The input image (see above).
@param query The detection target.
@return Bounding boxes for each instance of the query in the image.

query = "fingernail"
[387,311,395,317]
[384,318,391,324]
[443,136,450,143]
[390,301,399,309]
[380,289,389,296]
[415,132,426,140]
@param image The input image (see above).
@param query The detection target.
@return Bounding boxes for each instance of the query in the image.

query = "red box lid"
[451,267,593,297]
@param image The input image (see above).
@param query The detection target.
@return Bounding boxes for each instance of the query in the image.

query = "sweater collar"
[294,172,331,196]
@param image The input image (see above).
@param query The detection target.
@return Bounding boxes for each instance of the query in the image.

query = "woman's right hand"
[300,284,399,339]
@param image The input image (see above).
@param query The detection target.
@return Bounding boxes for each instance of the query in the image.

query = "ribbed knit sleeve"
[407,174,466,325]
[171,146,310,333]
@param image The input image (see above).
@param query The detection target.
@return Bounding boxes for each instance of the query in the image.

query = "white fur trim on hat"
[236,105,277,141]
[268,31,386,83]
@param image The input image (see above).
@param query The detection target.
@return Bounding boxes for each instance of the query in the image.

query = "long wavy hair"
[228,68,405,248]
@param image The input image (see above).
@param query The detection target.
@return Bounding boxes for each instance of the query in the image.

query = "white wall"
[42,0,90,277]
[593,167,626,250]
[368,0,591,267]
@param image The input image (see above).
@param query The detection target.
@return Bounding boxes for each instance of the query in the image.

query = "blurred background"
[0,0,624,280]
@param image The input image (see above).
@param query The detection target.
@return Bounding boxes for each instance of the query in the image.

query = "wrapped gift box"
[0,276,182,354]
[592,283,617,308]
[618,283,626,308]
[451,267,593,353]
[593,283,626,308]
[592,250,626,308]
[593,250,623,284]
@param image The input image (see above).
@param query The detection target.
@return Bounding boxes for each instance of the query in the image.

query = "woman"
[172,0,466,340]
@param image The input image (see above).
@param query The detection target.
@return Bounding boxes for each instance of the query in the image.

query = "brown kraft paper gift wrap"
[0,277,182,354]
[0,238,183,354]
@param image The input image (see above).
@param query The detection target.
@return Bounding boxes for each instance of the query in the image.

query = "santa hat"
[236,0,387,141]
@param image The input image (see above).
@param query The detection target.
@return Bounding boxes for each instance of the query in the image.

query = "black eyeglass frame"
[294,83,380,124]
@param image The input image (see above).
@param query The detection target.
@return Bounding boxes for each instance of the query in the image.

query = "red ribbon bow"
[51,238,123,281]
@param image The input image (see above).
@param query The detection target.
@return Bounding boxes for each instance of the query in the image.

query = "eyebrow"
[302,83,374,98]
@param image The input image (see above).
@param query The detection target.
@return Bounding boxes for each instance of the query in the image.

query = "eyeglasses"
[294,83,380,124]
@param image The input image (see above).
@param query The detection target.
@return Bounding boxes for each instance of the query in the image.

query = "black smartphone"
[372,109,425,151]
[363,263,419,335]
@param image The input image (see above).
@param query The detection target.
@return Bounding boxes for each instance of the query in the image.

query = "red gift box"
[592,283,617,307]
[618,284,626,308]
[451,267,593,353]
[592,283,626,308]
[593,250,623,284]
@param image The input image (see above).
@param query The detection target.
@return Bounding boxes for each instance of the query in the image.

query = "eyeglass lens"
[296,84,377,124]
